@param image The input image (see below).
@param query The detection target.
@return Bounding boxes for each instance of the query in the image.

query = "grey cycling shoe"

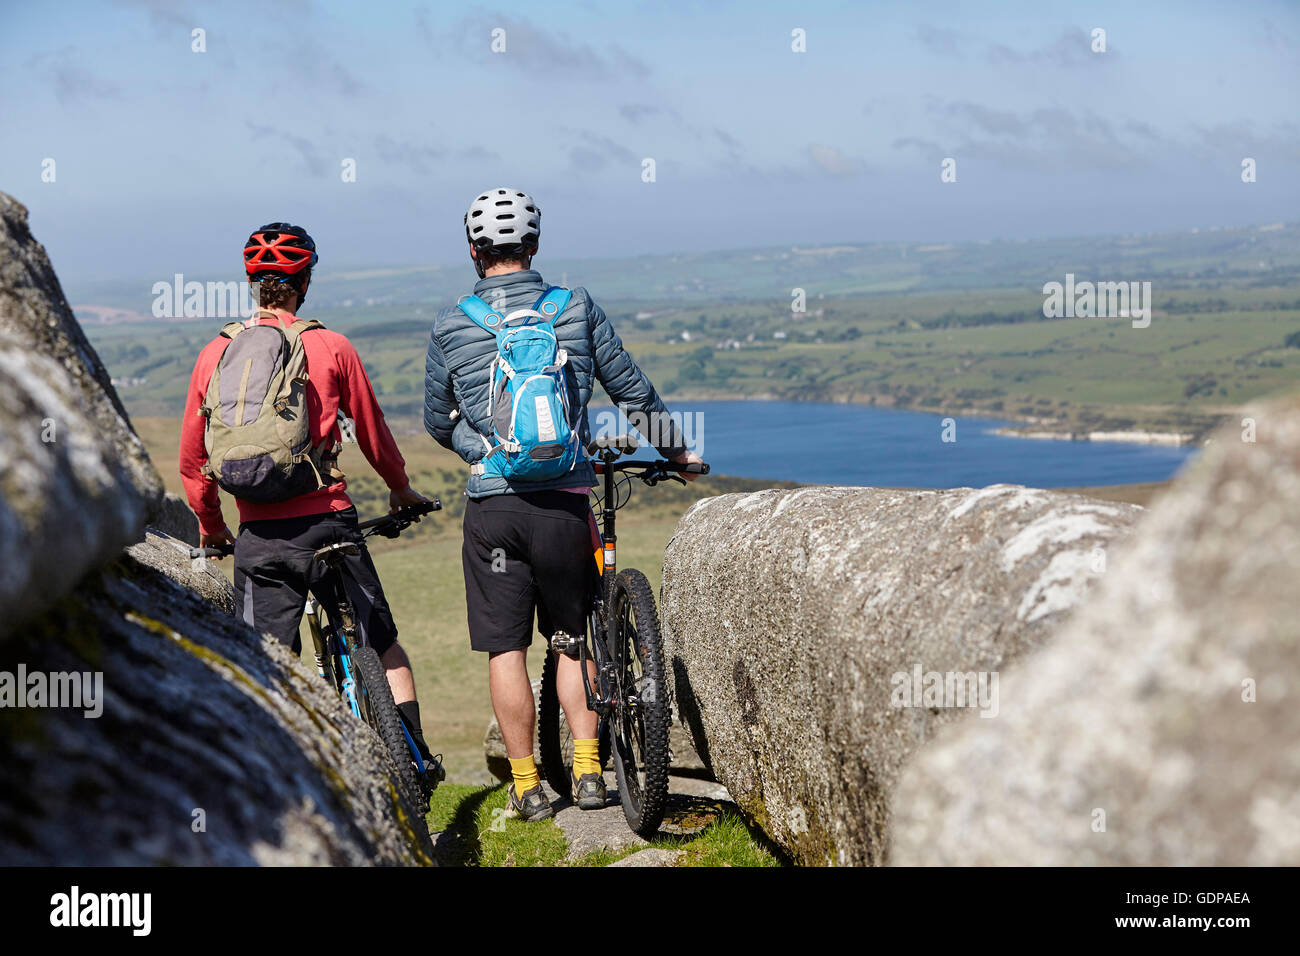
[573,772,607,810]
[507,783,555,822]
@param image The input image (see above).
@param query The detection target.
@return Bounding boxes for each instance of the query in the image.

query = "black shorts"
[234,507,398,657]
[462,491,597,654]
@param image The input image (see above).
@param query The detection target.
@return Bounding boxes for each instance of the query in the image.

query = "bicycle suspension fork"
[305,595,328,680]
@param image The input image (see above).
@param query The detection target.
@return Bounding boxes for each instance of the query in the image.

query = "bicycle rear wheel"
[608,569,670,837]
[538,617,611,800]
[349,644,425,817]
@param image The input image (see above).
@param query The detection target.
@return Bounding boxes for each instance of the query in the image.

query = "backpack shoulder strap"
[457,295,505,335]
[287,318,325,337]
[533,286,572,321]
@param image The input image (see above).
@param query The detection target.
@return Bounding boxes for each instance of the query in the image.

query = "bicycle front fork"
[305,596,328,679]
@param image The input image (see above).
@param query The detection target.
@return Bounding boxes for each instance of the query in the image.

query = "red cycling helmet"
[243,222,318,277]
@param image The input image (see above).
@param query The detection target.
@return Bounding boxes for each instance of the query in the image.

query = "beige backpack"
[199,310,342,502]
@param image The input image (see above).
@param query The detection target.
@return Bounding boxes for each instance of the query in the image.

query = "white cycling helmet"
[464,187,541,254]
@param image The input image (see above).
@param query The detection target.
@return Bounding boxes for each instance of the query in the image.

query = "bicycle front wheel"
[608,569,670,837]
[349,644,425,818]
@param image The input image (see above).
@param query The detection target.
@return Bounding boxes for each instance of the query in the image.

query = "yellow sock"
[573,738,601,779]
[509,755,540,798]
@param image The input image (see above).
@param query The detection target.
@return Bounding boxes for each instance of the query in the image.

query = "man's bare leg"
[556,652,598,740]
[381,642,416,704]
[488,648,535,757]
[556,650,605,807]
[490,648,551,815]
[382,641,434,764]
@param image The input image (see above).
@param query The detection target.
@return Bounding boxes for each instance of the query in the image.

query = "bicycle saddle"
[586,434,639,456]
[313,541,361,564]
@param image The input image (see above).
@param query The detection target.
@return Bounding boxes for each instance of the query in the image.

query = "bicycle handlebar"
[594,459,710,483]
[186,500,441,559]
[359,498,442,538]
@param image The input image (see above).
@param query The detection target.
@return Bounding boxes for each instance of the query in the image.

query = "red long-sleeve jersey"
[179,309,409,536]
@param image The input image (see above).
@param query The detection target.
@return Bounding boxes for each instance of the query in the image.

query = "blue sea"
[587,400,1197,488]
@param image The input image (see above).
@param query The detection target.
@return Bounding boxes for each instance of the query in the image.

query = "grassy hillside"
[89,282,1300,441]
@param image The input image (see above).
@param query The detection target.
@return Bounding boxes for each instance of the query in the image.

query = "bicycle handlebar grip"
[358,498,443,531]
[402,499,441,518]
[189,544,234,559]
[664,460,710,475]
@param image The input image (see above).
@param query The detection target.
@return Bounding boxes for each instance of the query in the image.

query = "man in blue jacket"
[425,187,702,820]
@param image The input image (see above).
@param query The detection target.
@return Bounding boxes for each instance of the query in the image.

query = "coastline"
[658,389,1210,447]
[990,427,1197,446]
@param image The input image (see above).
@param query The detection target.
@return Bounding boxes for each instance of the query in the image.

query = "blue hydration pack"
[458,286,581,482]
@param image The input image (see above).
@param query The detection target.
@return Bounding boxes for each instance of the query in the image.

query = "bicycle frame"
[304,503,441,779]
[567,449,619,717]
[572,450,707,716]
[308,573,433,778]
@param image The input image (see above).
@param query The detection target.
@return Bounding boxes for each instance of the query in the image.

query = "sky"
[0,0,1297,285]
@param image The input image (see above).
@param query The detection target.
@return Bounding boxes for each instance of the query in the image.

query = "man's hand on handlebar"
[390,485,433,517]
[199,526,236,560]
[671,450,705,482]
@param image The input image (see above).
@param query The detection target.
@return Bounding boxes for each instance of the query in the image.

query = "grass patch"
[427,786,782,867]
[669,810,782,867]
[427,783,568,867]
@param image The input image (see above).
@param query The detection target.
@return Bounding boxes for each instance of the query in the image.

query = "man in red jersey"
[179,222,436,762]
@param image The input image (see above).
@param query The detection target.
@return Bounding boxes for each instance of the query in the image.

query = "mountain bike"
[191,500,445,818]
[538,435,708,837]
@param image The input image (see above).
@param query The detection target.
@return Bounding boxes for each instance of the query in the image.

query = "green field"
[603,284,1300,438]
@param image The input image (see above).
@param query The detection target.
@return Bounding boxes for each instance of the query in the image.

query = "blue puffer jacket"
[424,269,686,498]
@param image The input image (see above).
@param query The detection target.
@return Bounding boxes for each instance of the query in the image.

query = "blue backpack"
[458,286,582,482]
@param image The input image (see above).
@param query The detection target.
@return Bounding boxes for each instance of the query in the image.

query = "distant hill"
[66,221,1300,321]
